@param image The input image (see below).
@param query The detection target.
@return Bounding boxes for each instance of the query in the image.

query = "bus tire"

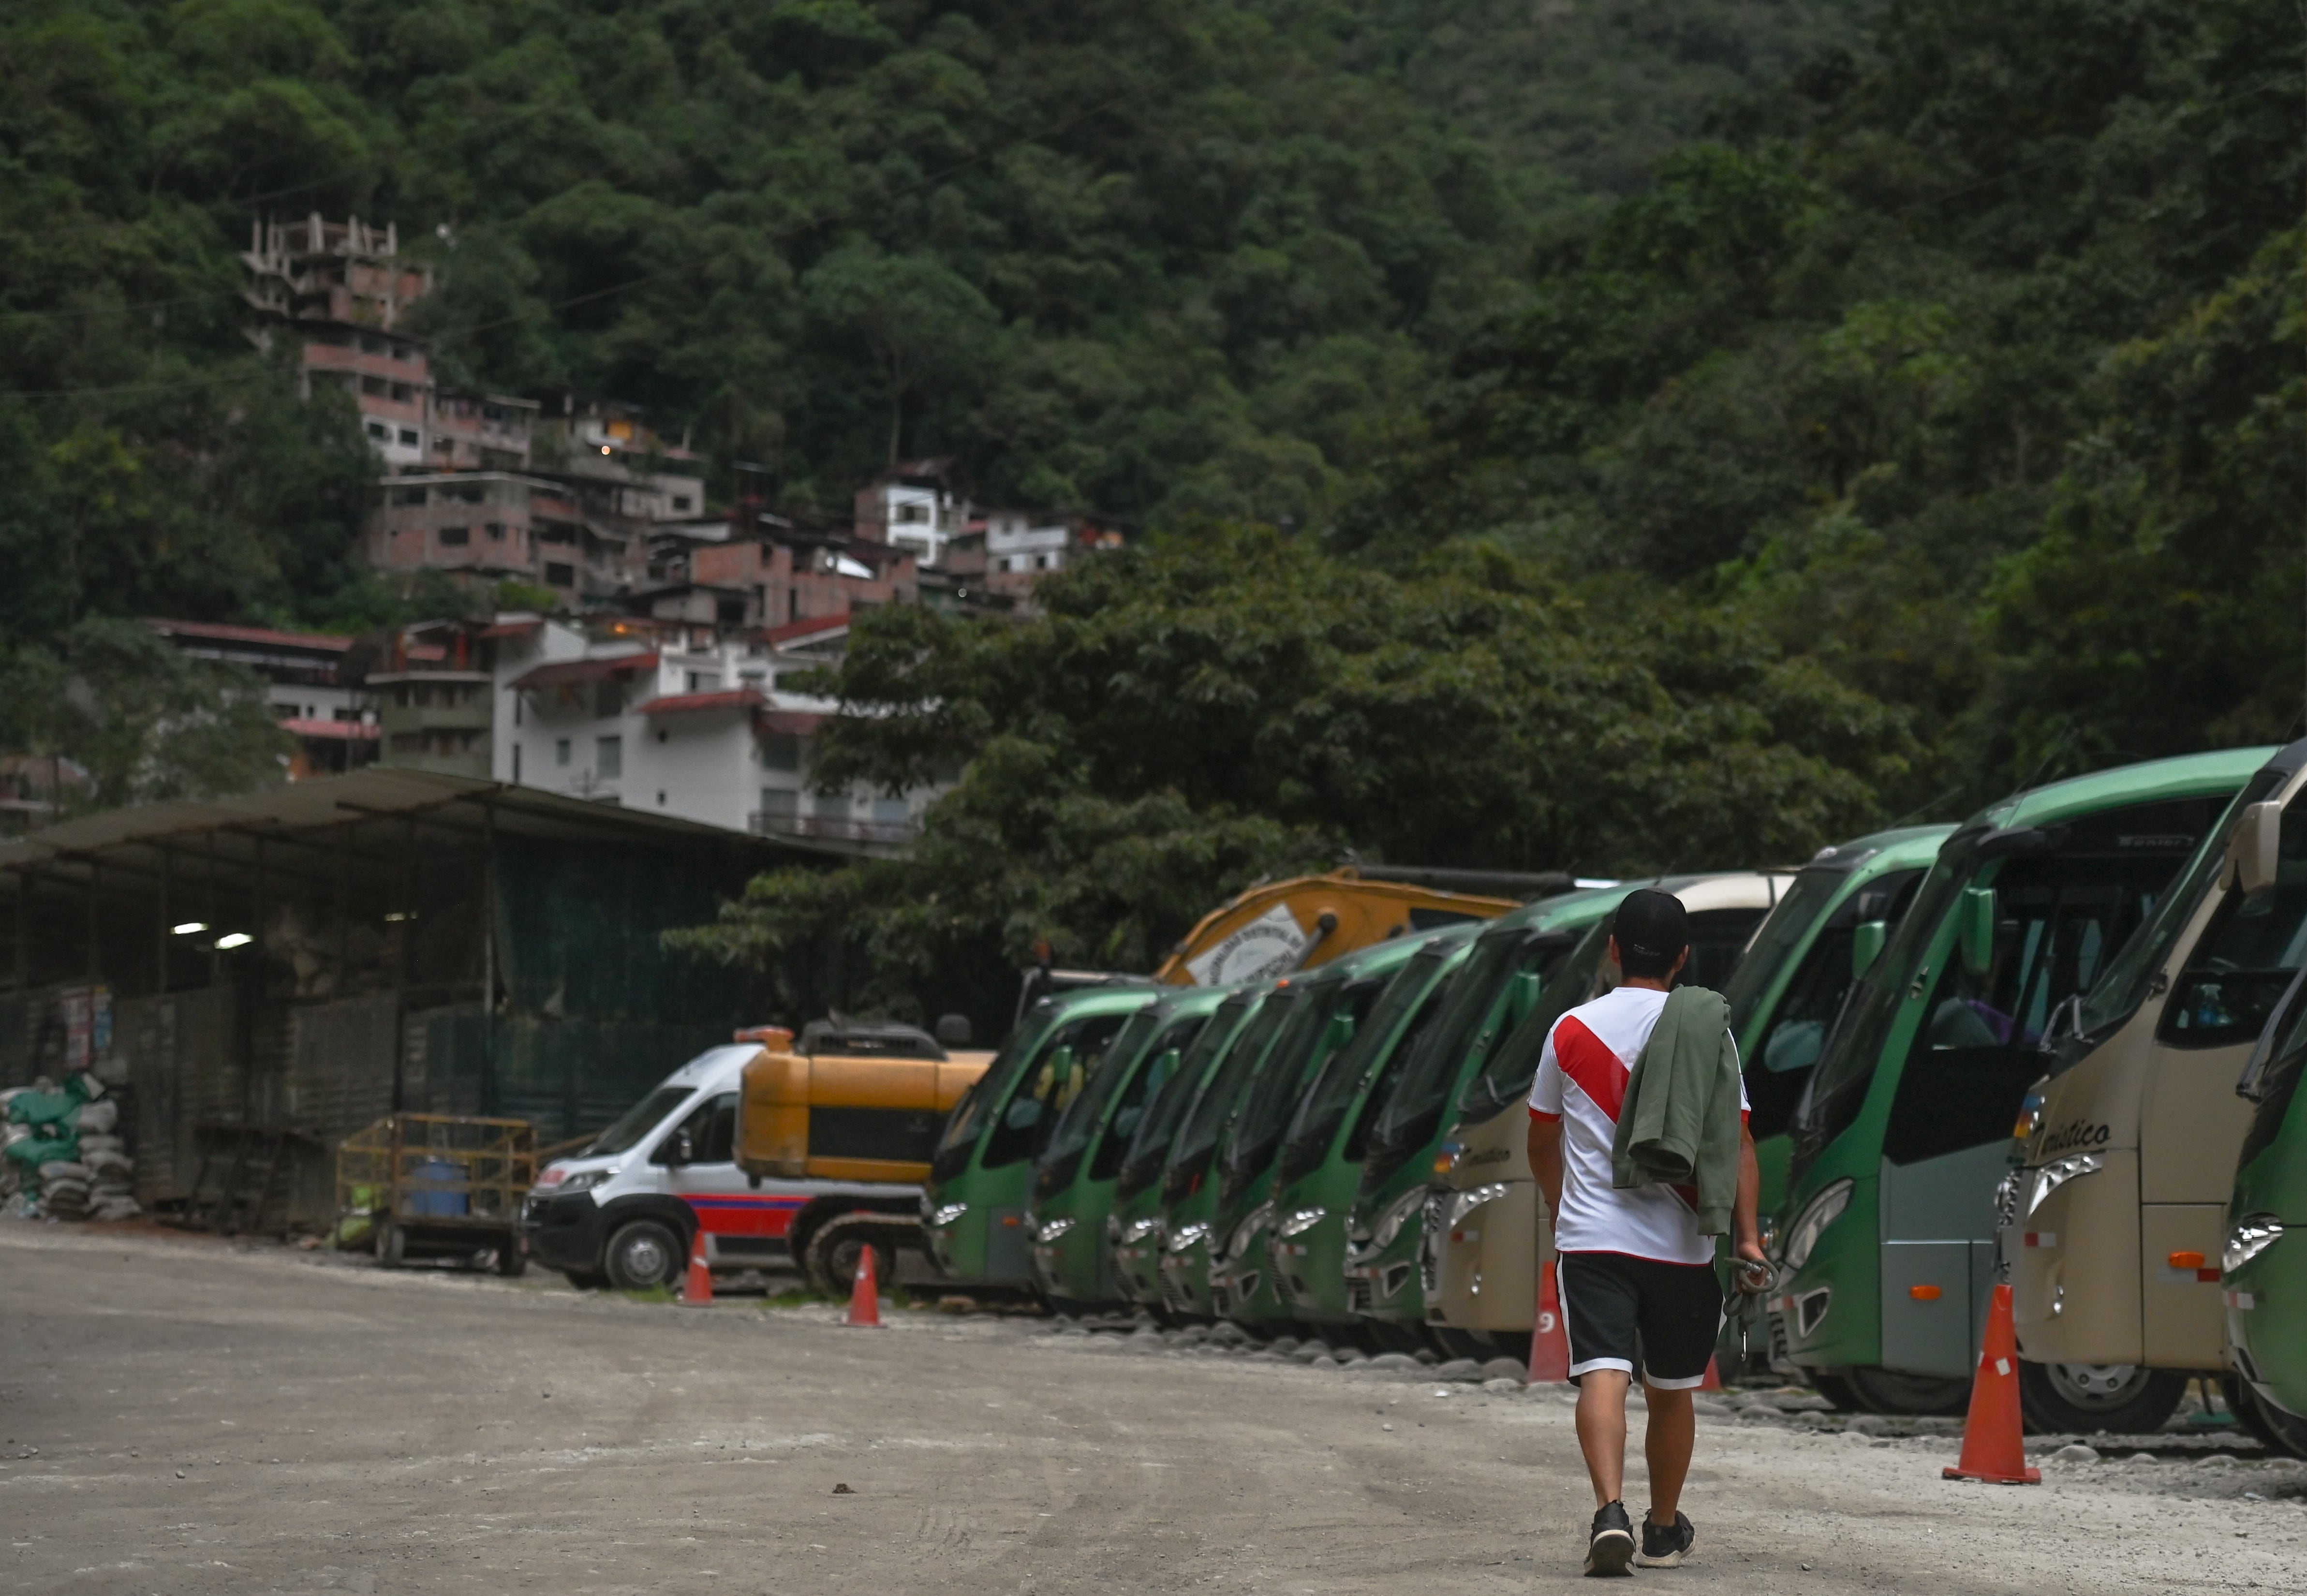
[2018,1361,2185,1434]
[2227,1374,2307,1458]
[604,1218,684,1291]
[1846,1365,1970,1415]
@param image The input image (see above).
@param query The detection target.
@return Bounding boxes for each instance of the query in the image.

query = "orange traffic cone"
[1529,1257,1571,1382]
[681,1227,714,1306]
[844,1243,882,1328]
[1700,1356,1723,1392]
[1942,1283,2039,1484]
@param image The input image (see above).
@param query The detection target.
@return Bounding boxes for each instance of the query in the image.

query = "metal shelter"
[0,770,829,1225]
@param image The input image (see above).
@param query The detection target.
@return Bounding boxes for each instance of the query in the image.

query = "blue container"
[406,1156,471,1218]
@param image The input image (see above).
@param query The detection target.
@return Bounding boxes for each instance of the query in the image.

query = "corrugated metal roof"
[146,618,354,653]
[0,768,834,874]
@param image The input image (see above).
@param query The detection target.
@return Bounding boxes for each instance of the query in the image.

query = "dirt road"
[2,1224,2299,1594]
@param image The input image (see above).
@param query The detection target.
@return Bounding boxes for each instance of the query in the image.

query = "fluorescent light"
[214,932,253,950]
[171,921,207,935]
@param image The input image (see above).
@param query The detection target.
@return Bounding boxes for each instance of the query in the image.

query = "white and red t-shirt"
[1526,985,1747,1267]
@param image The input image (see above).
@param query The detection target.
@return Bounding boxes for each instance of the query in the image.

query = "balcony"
[748,812,918,848]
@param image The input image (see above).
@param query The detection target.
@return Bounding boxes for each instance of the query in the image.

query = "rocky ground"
[2,1221,2300,1594]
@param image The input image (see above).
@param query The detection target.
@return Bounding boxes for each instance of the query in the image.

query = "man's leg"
[1574,1369,1632,1507]
[1641,1383,1695,1524]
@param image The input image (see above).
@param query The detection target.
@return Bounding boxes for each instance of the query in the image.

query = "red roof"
[282,719,380,741]
[507,652,659,691]
[642,689,765,717]
[758,709,828,736]
[477,620,543,639]
[768,612,850,646]
[147,618,352,653]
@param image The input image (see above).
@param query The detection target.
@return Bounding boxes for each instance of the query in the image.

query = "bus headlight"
[1277,1206,1328,1239]
[1445,1183,1512,1230]
[2025,1153,2103,1217]
[2227,1216,2285,1274]
[1781,1179,1854,1272]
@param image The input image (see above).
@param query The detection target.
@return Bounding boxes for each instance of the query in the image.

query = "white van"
[520,1037,932,1291]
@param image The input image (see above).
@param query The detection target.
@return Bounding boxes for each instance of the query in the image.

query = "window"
[398,427,419,445]
[361,375,388,396]
[390,384,414,403]
[593,680,621,718]
[672,496,693,513]
[438,526,470,546]
[758,788,798,818]
[511,745,522,783]
[596,736,622,779]
[366,420,389,440]
[486,523,505,541]
[896,502,927,523]
[390,486,426,506]
[1035,554,1050,570]
[761,733,802,772]
[872,797,910,824]
[545,562,575,586]
[811,790,849,818]
[554,739,571,767]
[686,671,719,693]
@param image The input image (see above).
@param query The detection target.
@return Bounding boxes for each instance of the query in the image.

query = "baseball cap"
[1613,887,1689,964]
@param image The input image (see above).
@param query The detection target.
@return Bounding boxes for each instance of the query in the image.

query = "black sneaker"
[1636,1509,1695,1568]
[1584,1500,1636,1577]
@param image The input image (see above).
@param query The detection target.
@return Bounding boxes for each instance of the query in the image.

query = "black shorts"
[1557,1250,1722,1389]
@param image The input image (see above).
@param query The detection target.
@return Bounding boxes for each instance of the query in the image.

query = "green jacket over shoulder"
[1610,985,1741,1235]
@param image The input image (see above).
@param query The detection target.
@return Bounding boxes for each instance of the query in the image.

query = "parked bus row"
[517,739,2307,1454]
[916,742,2307,1448]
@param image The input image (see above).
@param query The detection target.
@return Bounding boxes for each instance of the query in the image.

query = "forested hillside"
[4,0,2302,1015]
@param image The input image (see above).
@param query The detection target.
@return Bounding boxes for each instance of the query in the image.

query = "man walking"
[1526,888,1765,1575]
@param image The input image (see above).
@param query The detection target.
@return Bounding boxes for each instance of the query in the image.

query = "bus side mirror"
[1851,920,1887,979]
[2231,801,2283,896]
[1958,888,1996,976]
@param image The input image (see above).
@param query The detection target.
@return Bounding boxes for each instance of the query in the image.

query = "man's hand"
[1731,1119,1764,1268]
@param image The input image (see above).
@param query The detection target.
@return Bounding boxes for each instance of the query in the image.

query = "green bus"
[1024,986,1231,1311]
[1206,932,1461,1330]
[1107,986,1265,1315]
[1262,926,1480,1339]
[1342,888,1625,1348]
[1772,749,2269,1413]
[922,984,1158,1287]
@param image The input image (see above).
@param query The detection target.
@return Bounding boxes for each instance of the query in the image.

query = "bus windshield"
[1725,866,1852,1041]
[1369,927,1543,1156]
[1457,921,1612,1122]
[1279,945,1452,1181]
[2070,769,2285,1051]
[1797,790,2236,1170]
[1220,973,1387,1198]
[1164,995,1295,1197]
[1040,1007,1166,1169]
[1116,996,1253,1198]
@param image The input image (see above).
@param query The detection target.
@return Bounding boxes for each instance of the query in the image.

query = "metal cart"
[336,1114,537,1274]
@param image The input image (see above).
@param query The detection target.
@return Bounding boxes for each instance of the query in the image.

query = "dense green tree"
[674,526,1915,1022]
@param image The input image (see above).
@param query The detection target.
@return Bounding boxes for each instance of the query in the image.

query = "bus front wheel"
[2018,1361,2184,1435]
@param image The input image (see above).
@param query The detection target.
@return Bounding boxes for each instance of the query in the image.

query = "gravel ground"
[3,1221,2303,1594]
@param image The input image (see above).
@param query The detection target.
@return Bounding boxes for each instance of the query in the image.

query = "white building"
[491,616,937,850]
